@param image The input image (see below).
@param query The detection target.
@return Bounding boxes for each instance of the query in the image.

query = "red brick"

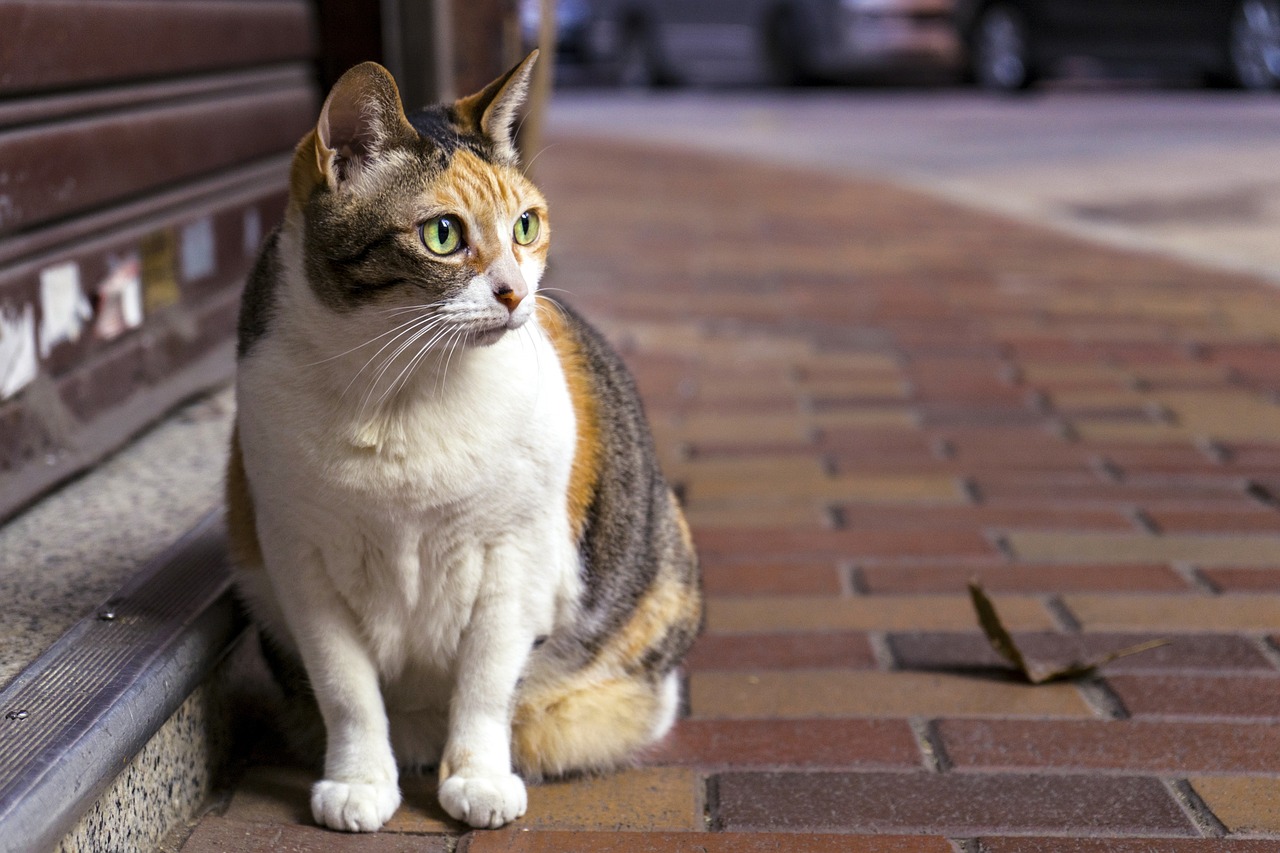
[978,839,1280,853]
[938,719,1280,773]
[179,817,446,853]
[1145,508,1280,533]
[460,830,952,853]
[1097,445,1222,475]
[1108,674,1280,719]
[713,771,1193,835]
[694,529,996,560]
[701,561,842,596]
[645,719,920,769]
[862,563,1186,594]
[684,631,876,671]
[972,473,1248,506]
[839,506,1136,533]
[1202,567,1280,592]
[889,632,1271,674]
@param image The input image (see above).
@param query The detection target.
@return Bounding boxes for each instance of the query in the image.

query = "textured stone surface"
[714,772,1194,835]
[0,388,234,689]
[461,830,952,853]
[706,595,1055,633]
[646,719,920,769]
[1190,777,1280,834]
[938,719,1280,773]
[888,632,1274,673]
[690,671,1093,718]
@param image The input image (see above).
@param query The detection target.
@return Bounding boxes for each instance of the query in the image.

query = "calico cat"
[224,52,701,832]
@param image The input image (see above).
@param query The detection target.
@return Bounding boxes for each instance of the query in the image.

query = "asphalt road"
[545,85,1280,282]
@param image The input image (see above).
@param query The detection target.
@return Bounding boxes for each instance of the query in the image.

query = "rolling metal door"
[0,0,319,520]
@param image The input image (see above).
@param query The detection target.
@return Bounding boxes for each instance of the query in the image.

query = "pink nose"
[495,285,525,312]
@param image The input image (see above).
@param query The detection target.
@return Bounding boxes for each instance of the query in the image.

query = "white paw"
[438,771,527,828]
[311,779,401,832]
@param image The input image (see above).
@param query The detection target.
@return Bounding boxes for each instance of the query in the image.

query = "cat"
[223,51,701,833]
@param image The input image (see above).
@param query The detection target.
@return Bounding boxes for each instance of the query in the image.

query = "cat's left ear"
[314,61,414,190]
[453,50,539,164]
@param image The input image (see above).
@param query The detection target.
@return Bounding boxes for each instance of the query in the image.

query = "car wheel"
[765,8,815,86]
[1229,0,1280,90]
[613,21,665,88]
[972,3,1035,91]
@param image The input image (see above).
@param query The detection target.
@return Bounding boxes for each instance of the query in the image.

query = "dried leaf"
[967,581,1169,685]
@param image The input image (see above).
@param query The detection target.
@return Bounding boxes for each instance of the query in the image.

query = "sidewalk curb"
[0,512,242,853]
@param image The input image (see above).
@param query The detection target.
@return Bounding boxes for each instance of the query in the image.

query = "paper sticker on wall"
[94,252,143,341]
[243,207,262,257]
[38,261,92,357]
[0,304,37,400]
[142,229,180,313]
[181,216,216,282]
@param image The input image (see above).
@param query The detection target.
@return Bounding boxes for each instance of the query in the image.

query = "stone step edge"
[0,511,244,853]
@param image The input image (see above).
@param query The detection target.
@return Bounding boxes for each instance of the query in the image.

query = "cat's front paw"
[438,771,527,829]
[311,779,401,832]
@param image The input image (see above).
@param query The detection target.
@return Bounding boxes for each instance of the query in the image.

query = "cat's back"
[535,298,700,671]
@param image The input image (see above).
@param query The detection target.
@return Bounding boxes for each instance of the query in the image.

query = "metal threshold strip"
[0,512,243,853]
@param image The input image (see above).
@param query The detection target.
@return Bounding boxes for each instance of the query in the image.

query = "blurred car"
[955,0,1280,91]
[536,0,960,86]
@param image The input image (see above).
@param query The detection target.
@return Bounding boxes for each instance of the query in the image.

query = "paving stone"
[840,506,1137,532]
[685,630,877,671]
[689,671,1093,719]
[688,472,963,503]
[978,840,1280,853]
[460,829,952,853]
[1108,674,1280,719]
[695,528,996,560]
[646,718,920,770]
[1190,776,1280,834]
[706,594,1055,633]
[1063,593,1280,631]
[938,719,1280,773]
[700,560,844,596]
[862,563,1186,593]
[1006,531,1280,566]
[713,771,1193,835]
[888,632,1273,673]
[1144,509,1280,533]
[1201,567,1280,592]
[517,768,704,831]
[179,816,447,852]
[685,501,830,530]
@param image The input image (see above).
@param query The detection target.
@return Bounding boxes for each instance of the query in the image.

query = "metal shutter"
[0,0,319,520]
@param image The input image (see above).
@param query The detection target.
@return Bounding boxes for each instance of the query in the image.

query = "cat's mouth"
[467,312,527,347]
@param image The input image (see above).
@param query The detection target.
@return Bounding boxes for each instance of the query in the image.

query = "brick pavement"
[172,137,1280,851]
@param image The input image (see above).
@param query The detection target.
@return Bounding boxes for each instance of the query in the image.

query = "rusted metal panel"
[0,178,289,518]
[0,0,316,96]
[0,83,313,237]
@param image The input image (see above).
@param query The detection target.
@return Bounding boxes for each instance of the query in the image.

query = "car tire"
[971,3,1036,92]
[1228,0,1280,90]
[765,8,817,87]
[612,20,670,88]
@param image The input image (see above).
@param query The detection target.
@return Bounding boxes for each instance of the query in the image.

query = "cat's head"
[289,52,547,348]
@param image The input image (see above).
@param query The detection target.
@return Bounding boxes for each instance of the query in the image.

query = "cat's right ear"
[307,62,412,192]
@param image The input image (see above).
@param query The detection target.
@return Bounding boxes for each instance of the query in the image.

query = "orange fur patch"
[536,301,601,541]
[512,672,657,778]
[225,427,263,568]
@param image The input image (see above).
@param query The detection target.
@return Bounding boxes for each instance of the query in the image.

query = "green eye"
[514,211,540,246]
[421,215,463,255]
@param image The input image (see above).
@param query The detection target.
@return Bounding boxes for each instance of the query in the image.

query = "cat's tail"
[510,669,679,780]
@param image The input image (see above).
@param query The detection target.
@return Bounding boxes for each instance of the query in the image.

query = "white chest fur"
[235,289,579,689]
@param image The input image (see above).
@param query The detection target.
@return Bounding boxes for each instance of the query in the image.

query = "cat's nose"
[493,281,526,313]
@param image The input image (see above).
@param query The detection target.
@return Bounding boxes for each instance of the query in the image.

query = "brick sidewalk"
[175,137,1280,851]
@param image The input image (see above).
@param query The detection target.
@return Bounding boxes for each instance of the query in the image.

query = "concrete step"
[0,513,244,853]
